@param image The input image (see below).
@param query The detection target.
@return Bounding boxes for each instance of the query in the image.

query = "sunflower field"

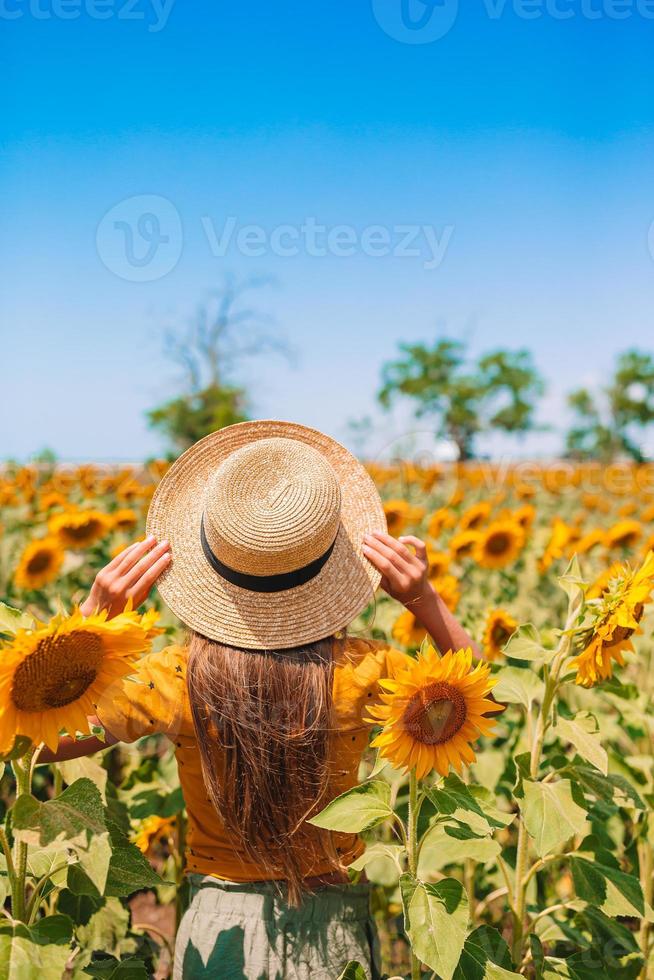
[2,456,654,978]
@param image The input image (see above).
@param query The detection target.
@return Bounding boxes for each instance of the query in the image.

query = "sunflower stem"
[407,768,422,980]
[11,746,36,923]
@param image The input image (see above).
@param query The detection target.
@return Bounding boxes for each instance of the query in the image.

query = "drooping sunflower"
[482,609,518,661]
[604,520,642,551]
[569,550,654,687]
[391,610,427,649]
[0,607,161,752]
[48,509,113,549]
[473,520,525,570]
[14,538,64,591]
[365,646,498,779]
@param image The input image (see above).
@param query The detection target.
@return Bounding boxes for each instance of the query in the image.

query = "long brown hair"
[186,630,340,903]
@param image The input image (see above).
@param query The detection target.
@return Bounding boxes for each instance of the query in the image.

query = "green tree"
[147,276,288,453]
[566,349,654,462]
[378,339,544,460]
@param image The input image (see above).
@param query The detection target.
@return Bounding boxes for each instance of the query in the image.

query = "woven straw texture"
[146,420,386,649]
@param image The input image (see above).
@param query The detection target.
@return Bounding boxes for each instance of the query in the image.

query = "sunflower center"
[486,532,511,556]
[11,631,104,713]
[26,549,53,574]
[403,682,467,745]
[491,624,511,647]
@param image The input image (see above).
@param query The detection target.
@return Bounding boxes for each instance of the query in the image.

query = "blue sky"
[2,0,654,460]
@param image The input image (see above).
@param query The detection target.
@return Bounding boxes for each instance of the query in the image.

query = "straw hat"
[146,420,386,649]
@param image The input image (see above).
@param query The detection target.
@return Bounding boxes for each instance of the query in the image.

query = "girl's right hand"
[80,535,171,619]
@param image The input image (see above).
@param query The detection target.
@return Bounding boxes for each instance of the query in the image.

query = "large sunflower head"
[473,520,525,570]
[0,607,162,752]
[570,550,654,687]
[482,609,518,662]
[365,646,498,779]
[14,538,64,591]
[48,509,113,549]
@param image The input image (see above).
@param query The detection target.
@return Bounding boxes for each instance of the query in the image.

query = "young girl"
[44,421,477,980]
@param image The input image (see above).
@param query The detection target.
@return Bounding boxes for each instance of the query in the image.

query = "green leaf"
[520,780,589,857]
[571,856,645,918]
[0,601,34,639]
[0,915,73,980]
[348,843,404,886]
[493,666,544,710]
[83,956,149,979]
[335,962,368,980]
[427,774,509,830]
[103,839,164,897]
[307,781,393,833]
[553,712,608,776]
[453,925,520,980]
[76,898,130,959]
[401,874,469,980]
[558,555,586,614]
[12,778,106,848]
[419,821,500,874]
[504,624,553,664]
[58,756,108,800]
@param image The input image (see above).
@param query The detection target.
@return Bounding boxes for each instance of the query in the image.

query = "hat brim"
[146,420,386,649]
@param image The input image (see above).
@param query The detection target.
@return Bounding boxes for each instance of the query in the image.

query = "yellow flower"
[365,646,498,779]
[570,551,654,687]
[14,538,64,591]
[37,490,69,512]
[513,504,536,532]
[431,573,461,613]
[604,520,642,550]
[48,509,112,549]
[392,610,427,649]
[449,529,480,561]
[427,508,456,541]
[134,814,176,855]
[482,609,517,661]
[458,501,492,532]
[473,520,525,570]
[425,546,450,579]
[572,529,605,556]
[585,560,623,600]
[383,500,412,536]
[538,518,574,574]
[0,607,161,752]
[111,508,139,532]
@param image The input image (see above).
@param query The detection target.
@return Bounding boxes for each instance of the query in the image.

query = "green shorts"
[174,874,381,980]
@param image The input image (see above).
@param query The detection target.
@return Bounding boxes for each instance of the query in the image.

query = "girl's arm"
[36,717,120,764]
[363,531,480,657]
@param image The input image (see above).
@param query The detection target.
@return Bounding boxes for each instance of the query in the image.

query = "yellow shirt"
[96,637,406,882]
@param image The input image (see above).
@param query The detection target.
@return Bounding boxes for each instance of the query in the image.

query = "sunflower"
[482,609,518,661]
[383,500,412,537]
[604,520,642,551]
[427,508,456,541]
[585,561,623,600]
[449,529,480,561]
[48,509,112,549]
[134,814,176,855]
[14,538,64,591]
[425,546,450,579]
[365,646,498,779]
[392,610,427,649]
[513,504,536,532]
[473,520,525,570]
[0,607,161,752]
[112,508,139,532]
[538,518,574,574]
[570,551,654,687]
[38,490,69,512]
[430,573,461,613]
[458,501,492,532]
[572,529,605,556]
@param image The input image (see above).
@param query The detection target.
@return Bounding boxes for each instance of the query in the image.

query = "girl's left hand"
[80,535,171,619]
[362,531,429,607]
